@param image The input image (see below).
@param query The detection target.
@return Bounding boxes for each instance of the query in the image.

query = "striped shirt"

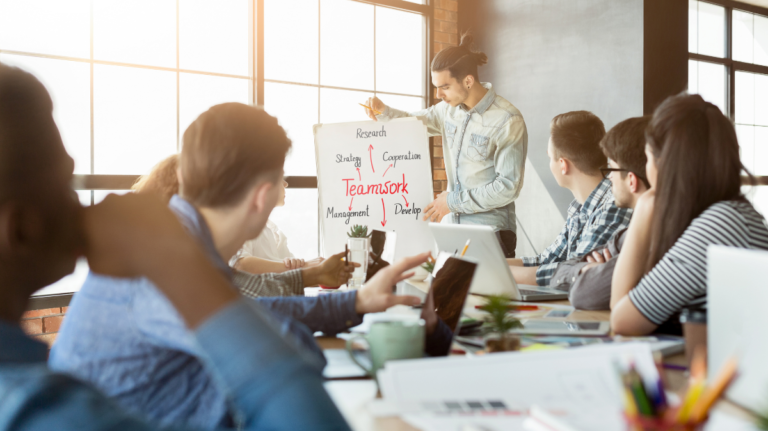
[629,200,768,325]
[522,178,633,285]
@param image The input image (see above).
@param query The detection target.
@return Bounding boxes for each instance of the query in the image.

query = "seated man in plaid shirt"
[508,111,632,286]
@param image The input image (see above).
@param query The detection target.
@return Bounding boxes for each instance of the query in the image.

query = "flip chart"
[314,117,434,260]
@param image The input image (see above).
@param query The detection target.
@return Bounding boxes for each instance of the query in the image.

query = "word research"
[356,126,386,138]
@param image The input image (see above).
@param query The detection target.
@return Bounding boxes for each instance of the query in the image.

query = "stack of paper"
[373,343,660,431]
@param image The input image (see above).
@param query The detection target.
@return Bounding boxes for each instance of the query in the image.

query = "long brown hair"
[430,33,488,81]
[645,93,750,270]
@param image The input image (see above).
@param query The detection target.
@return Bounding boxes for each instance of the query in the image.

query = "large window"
[688,0,768,177]
[0,0,429,297]
[262,0,427,258]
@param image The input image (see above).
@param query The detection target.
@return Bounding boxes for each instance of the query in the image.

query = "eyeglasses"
[600,167,651,189]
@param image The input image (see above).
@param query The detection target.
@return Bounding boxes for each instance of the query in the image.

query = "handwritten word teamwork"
[342,174,409,196]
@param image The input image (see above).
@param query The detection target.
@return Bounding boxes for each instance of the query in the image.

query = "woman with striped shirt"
[610,94,768,335]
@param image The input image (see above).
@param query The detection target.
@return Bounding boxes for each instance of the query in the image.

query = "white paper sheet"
[314,117,434,260]
[375,343,658,431]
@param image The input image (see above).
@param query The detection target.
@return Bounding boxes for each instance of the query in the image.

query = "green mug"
[346,319,425,379]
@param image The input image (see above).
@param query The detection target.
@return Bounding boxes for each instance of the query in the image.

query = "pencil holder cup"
[623,413,704,431]
[346,238,369,289]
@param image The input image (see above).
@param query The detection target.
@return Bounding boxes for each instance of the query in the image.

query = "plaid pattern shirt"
[233,269,305,299]
[521,178,632,285]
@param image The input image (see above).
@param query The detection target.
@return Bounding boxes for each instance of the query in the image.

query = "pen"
[627,365,654,417]
[676,347,707,423]
[359,103,382,115]
[460,239,471,257]
[344,244,350,268]
[689,356,738,423]
[475,304,539,311]
[661,363,688,371]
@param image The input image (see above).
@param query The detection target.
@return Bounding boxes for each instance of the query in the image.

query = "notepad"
[374,343,660,431]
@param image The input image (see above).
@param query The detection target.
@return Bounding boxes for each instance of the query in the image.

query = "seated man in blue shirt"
[0,61,431,430]
[50,102,449,428]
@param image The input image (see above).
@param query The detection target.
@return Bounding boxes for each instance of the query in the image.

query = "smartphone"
[543,309,573,319]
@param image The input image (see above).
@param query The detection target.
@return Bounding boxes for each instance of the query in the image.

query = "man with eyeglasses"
[508,111,633,287]
[548,116,651,310]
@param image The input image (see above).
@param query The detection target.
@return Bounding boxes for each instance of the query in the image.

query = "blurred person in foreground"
[0,61,419,430]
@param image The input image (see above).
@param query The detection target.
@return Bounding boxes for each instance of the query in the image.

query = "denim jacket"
[50,196,362,429]
[379,83,527,232]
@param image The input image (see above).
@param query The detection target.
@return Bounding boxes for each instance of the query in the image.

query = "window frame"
[1,0,432,196]
[689,1,768,126]
[0,0,433,308]
[689,0,768,183]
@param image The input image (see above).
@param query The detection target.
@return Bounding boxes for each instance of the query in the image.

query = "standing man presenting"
[363,34,527,257]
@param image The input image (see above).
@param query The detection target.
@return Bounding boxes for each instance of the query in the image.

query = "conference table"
[313,278,757,431]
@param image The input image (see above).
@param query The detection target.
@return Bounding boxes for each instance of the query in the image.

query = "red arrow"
[402,195,409,207]
[349,197,353,211]
[368,145,375,173]
[356,167,361,180]
[380,198,387,226]
[382,164,393,177]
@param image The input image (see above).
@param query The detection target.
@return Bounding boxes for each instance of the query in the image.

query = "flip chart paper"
[314,117,434,259]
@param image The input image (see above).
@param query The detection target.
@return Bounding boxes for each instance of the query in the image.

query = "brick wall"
[432,0,459,197]
[20,307,67,348]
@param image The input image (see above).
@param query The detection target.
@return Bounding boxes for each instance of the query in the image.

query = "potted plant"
[479,295,523,353]
[419,255,436,283]
[347,224,371,239]
[758,412,768,430]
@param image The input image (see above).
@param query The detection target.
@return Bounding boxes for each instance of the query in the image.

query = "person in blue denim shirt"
[364,34,527,258]
[0,61,427,431]
[51,102,452,429]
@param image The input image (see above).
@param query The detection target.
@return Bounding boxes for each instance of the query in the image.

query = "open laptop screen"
[420,253,477,355]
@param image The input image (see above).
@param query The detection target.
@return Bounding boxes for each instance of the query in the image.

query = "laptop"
[429,223,568,302]
[708,246,768,413]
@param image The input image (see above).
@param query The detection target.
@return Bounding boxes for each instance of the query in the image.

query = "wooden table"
[315,279,756,430]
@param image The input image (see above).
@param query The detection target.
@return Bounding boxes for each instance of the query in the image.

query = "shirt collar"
[461,82,495,115]
[580,178,613,215]
[168,195,232,278]
[0,319,47,363]
[566,178,613,218]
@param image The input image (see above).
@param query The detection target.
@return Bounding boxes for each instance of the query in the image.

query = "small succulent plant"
[420,260,435,274]
[479,295,522,352]
[347,224,371,238]
[758,412,768,430]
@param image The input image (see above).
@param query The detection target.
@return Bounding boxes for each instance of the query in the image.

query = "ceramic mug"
[345,319,425,379]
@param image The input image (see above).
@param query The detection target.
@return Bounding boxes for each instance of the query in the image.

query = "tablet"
[508,319,610,336]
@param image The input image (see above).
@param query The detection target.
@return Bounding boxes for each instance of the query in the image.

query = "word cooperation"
[382,151,421,167]
[342,174,409,196]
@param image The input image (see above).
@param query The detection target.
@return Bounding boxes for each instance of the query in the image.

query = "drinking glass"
[347,237,369,289]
